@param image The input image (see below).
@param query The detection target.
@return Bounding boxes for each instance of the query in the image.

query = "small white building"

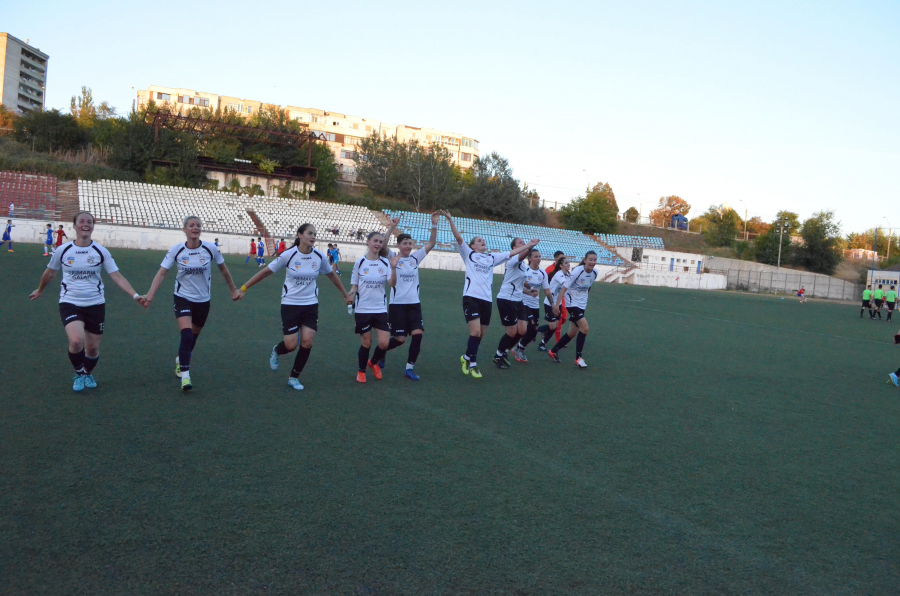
[866,270,900,289]
[615,247,705,274]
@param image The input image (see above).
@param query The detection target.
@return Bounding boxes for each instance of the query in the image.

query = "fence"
[726,269,859,301]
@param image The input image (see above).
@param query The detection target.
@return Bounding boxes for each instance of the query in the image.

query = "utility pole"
[776,217,790,270]
[870,227,878,286]
[744,209,748,240]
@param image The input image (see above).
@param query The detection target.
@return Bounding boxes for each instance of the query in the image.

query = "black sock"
[83,354,99,374]
[386,337,403,351]
[575,332,587,357]
[552,333,573,353]
[190,332,199,351]
[275,341,292,355]
[497,333,516,355]
[869,310,874,317]
[408,334,422,364]
[371,346,387,366]
[520,325,539,348]
[290,346,311,378]
[465,335,481,362]
[178,328,194,372]
[358,345,370,372]
[68,349,85,374]
[542,327,556,344]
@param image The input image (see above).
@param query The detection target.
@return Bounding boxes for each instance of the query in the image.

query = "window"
[341,150,358,159]
[311,114,322,123]
[691,260,695,264]
[366,125,372,132]
[293,114,304,122]
[197,97,210,107]
[157,92,171,101]
[352,123,359,130]
[426,135,432,142]
[461,153,472,162]
[332,121,340,126]
[246,106,253,115]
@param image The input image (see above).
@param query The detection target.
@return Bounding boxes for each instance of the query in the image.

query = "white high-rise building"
[0,33,48,113]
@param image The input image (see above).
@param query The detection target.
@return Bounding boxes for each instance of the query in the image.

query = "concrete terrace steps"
[56,180,80,222]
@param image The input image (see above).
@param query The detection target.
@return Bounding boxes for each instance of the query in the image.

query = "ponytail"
[549,255,567,281]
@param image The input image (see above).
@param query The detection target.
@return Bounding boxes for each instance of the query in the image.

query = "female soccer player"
[493,238,531,369]
[380,212,440,380]
[548,250,598,368]
[29,211,145,391]
[513,248,553,360]
[141,216,240,392]
[236,223,353,391]
[444,211,537,379]
[55,225,68,250]
[41,223,53,256]
[349,231,400,383]
[1,220,13,252]
[537,255,571,352]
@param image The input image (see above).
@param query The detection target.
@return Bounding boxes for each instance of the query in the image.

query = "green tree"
[13,109,87,152]
[700,205,741,247]
[456,153,541,223]
[70,86,97,126]
[623,206,639,223]
[649,195,690,226]
[310,142,339,198]
[753,226,792,265]
[794,210,843,274]
[559,182,619,234]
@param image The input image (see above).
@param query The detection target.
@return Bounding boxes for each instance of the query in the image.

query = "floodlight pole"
[870,227,878,286]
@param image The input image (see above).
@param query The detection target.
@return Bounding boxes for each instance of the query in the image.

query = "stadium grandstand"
[383,209,626,265]
[0,172,58,220]
[597,233,665,249]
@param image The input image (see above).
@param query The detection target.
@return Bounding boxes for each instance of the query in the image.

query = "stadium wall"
[627,270,726,290]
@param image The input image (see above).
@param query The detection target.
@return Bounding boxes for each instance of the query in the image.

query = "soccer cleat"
[181,376,193,392]
[7,249,12,253]
[513,347,528,363]
[538,342,548,352]
[404,368,420,381]
[894,334,900,345]
[575,357,588,368]
[378,359,386,370]
[469,366,482,379]
[175,356,181,377]
[72,374,85,392]
[83,374,97,388]
[460,355,470,375]
[890,373,900,387]
[367,360,383,380]
[493,354,510,369]
[356,371,367,383]
[288,377,304,391]
[548,351,561,363]
[270,346,280,370]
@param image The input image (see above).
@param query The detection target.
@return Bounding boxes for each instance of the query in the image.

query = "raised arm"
[29,268,58,300]
[443,211,463,245]
[423,212,440,253]
[380,216,401,257]
[510,238,540,260]
[388,253,400,287]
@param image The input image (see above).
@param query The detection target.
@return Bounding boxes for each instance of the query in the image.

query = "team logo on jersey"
[65,256,75,266]
[378,268,384,274]
[397,262,403,268]
[87,256,96,265]
[181,256,191,265]
[363,268,369,275]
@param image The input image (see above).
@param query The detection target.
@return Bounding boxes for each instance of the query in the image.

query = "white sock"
[406,363,414,370]
[182,370,190,380]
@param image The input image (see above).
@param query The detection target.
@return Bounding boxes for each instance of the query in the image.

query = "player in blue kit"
[141,216,241,392]
[29,211,145,391]
[236,223,353,391]
[1,220,13,252]
[43,224,54,256]
[256,237,266,267]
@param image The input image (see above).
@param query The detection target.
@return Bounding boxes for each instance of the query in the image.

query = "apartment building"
[0,33,49,114]
[136,85,480,182]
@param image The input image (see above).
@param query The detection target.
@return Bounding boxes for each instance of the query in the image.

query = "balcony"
[19,60,45,77]
[18,94,42,108]
[19,84,43,99]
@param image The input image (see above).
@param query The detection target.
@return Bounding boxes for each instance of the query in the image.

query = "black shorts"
[566,306,586,323]
[497,298,527,327]
[888,302,896,312]
[355,312,390,334]
[463,296,493,326]
[389,303,424,336]
[281,303,319,334]
[875,299,884,308]
[173,295,211,328]
[59,302,105,334]
[544,302,560,323]
[524,305,541,325]
[862,299,871,308]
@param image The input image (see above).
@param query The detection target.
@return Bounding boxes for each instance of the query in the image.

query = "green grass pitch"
[2,246,899,595]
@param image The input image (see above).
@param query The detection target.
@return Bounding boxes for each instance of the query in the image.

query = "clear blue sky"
[8,0,898,232]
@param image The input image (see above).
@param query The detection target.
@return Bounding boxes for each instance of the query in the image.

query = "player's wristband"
[240,285,248,292]
[431,225,438,229]
[132,293,140,300]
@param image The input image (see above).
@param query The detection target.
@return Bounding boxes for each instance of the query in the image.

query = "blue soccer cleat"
[288,377,304,391]
[270,346,280,371]
[72,374,85,392]
[83,374,97,388]
[404,368,420,381]
[889,373,899,387]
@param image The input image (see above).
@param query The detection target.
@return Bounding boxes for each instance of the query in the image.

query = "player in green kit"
[861,285,873,319]
[886,285,897,323]
[873,285,885,320]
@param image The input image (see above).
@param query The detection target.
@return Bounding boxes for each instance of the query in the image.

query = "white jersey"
[563,265,598,309]
[522,266,550,309]
[160,240,225,303]
[389,247,428,305]
[351,256,391,314]
[267,246,332,306]
[545,271,571,307]
[47,241,119,307]
[456,241,511,302]
[496,256,529,302]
